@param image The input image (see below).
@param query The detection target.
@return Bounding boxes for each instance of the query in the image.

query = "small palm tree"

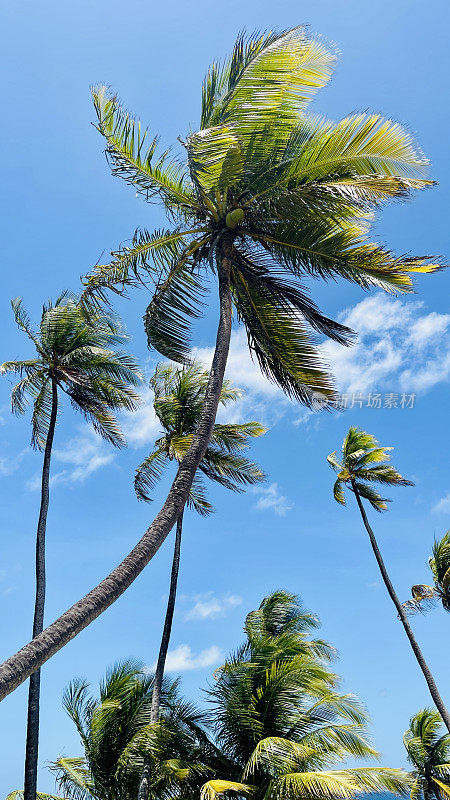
[403,532,450,615]
[327,427,450,732]
[0,26,441,703]
[1,294,142,800]
[136,362,265,800]
[202,590,409,800]
[404,709,450,800]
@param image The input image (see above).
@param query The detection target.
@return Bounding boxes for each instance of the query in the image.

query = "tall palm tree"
[403,532,450,615]
[1,294,142,800]
[201,590,409,800]
[8,660,215,800]
[404,709,450,800]
[137,361,264,799]
[327,427,450,732]
[0,26,440,701]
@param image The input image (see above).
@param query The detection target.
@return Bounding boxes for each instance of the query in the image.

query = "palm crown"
[202,590,408,800]
[1,294,142,448]
[46,660,213,800]
[83,27,438,408]
[404,709,450,800]
[404,532,450,615]
[134,361,265,514]
[327,427,413,512]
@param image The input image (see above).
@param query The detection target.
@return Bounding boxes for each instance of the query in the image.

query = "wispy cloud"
[253,482,293,516]
[151,644,223,672]
[0,447,28,477]
[432,493,450,514]
[184,593,242,621]
[27,427,115,489]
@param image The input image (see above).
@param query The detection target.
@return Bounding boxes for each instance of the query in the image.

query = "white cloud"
[185,593,242,621]
[253,482,293,516]
[433,493,450,514]
[153,644,223,672]
[27,427,116,490]
[320,294,450,396]
[0,447,27,477]
[121,387,159,447]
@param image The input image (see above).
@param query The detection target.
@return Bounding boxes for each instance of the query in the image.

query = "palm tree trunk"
[138,511,184,800]
[352,481,450,733]
[0,250,233,702]
[24,377,58,800]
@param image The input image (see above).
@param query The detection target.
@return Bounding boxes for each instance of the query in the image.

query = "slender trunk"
[0,251,233,702]
[352,481,450,733]
[24,377,58,800]
[138,511,183,800]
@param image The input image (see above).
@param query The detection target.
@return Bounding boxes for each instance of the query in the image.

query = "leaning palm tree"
[403,532,450,615]
[0,26,440,701]
[137,361,264,799]
[404,709,450,800]
[201,590,409,800]
[327,427,450,732]
[1,294,142,800]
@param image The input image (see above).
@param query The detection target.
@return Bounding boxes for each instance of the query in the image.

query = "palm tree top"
[134,361,265,513]
[204,589,410,800]
[83,27,440,407]
[403,532,450,616]
[327,426,413,512]
[404,708,450,800]
[1,293,142,449]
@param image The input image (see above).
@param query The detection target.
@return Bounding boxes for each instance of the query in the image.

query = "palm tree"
[8,660,215,800]
[327,427,450,732]
[137,361,264,799]
[404,709,450,800]
[1,294,142,800]
[403,532,450,615]
[0,26,440,701]
[201,590,409,800]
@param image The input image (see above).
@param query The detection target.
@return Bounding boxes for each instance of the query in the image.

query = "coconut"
[225,208,245,229]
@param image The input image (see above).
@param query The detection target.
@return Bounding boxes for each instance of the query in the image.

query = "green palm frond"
[134,448,169,502]
[404,709,450,800]
[201,779,256,800]
[92,85,196,212]
[144,258,208,363]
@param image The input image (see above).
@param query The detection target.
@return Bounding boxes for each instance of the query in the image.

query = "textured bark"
[24,377,58,800]
[352,481,450,733]
[0,254,233,702]
[138,512,183,800]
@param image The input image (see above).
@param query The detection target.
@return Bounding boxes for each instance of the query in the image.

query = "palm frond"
[91,85,197,212]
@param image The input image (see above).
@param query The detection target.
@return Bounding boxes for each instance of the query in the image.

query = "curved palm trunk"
[138,511,184,800]
[24,377,58,800]
[0,253,233,702]
[352,481,450,733]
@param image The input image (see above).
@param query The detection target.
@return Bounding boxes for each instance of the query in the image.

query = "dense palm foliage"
[327,427,413,511]
[327,428,450,732]
[84,27,438,408]
[1,294,142,800]
[1,294,141,447]
[201,590,409,800]
[404,709,450,800]
[404,532,450,615]
[13,661,215,800]
[135,361,265,511]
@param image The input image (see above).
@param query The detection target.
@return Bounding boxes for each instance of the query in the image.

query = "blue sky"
[1,0,449,792]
